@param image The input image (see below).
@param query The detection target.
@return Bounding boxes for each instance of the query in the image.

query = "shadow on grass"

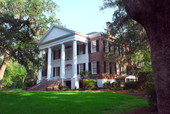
[0,90,148,114]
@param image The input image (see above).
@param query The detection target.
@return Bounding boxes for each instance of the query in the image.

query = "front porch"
[37,25,89,89]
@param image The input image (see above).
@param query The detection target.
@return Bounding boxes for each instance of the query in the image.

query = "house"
[37,25,136,89]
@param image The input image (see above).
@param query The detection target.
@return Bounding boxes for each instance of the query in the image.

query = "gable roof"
[38,24,76,44]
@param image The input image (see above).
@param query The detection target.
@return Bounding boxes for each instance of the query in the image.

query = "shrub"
[124,82,139,90]
[112,81,119,89]
[82,79,96,90]
[103,81,112,89]
[61,86,71,91]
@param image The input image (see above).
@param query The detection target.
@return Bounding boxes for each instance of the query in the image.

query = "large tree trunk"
[123,0,170,114]
[0,52,10,88]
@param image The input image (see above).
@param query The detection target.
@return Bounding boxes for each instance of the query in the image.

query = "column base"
[36,80,41,84]
[61,78,65,86]
[71,77,79,89]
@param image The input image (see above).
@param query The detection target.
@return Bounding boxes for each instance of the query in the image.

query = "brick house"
[37,25,135,89]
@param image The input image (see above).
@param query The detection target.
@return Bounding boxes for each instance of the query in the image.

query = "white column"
[47,47,52,80]
[60,44,65,86]
[71,40,79,89]
[37,51,43,84]
[85,43,89,71]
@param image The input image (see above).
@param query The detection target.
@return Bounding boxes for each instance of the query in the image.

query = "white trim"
[91,62,97,74]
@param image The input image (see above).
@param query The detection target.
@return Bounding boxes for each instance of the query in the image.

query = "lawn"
[0,90,148,114]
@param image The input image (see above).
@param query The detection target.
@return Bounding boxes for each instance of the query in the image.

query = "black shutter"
[97,61,100,74]
[77,64,79,74]
[88,42,91,53]
[114,46,116,54]
[53,67,55,76]
[104,61,106,73]
[59,49,61,59]
[119,64,121,75]
[109,43,111,52]
[89,62,91,72]
[83,63,85,71]
[96,40,99,52]
[103,40,105,52]
[53,50,55,60]
[58,67,60,76]
[114,63,117,74]
[77,45,79,55]
[110,63,112,74]
[83,44,85,54]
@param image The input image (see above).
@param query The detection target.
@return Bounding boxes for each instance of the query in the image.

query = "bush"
[124,82,139,90]
[82,79,96,90]
[61,86,71,91]
[103,81,112,89]
[112,81,119,89]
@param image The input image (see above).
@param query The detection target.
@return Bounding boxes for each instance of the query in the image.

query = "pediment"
[39,25,75,44]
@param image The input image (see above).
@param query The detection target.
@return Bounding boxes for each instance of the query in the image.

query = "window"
[66,49,72,60]
[53,50,60,60]
[115,46,119,55]
[106,62,110,74]
[122,65,127,74]
[80,64,84,72]
[78,44,85,55]
[116,63,120,75]
[91,62,97,74]
[53,67,60,76]
[77,63,85,74]
[105,41,109,52]
[91,40,97,53]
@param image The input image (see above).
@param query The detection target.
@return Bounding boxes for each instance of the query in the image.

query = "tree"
[0,0,60,88]
[123,0,170,113]
[102,0,150,75]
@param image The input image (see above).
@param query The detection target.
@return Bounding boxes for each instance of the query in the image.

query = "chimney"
[106,22,112,34]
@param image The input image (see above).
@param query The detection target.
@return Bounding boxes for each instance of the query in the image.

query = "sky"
[53,0,114,34]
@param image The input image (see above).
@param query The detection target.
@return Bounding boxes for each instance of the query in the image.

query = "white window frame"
[106,62,110,74]
[79,63,84,73]
[105,41,109,52]
[91,62,97,74]
[91,40,97,53]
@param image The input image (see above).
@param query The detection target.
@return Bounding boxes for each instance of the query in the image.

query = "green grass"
[0,90,148,114]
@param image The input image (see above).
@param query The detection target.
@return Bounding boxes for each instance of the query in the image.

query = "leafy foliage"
[82,79,96,90]
[2,62,27,88]
[102,0,150,75]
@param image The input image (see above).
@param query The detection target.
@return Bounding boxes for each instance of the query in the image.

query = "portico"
[37,25,88,89]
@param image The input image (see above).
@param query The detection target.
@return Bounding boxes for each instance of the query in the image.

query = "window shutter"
[77,64,79,74]
[97,61,100,74]
[103,40,105,52]
[96,40,99,52]
[109,43,111,52]
[58,67,60,76]
[53,50,56,60]
[110,62,112,74]
[53,67,55,76]
[83,63,85,71]
[89,62,91,72]
[83,44,85,54]
[114,46,116,54]
[59,49,61,59]
[104,61,106,73]
[114,63,117,74]
[77,45,79,55]
[88,42,91,53]
[119,64,122,75]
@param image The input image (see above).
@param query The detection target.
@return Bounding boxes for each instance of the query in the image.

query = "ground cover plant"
[0,90,148,114]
